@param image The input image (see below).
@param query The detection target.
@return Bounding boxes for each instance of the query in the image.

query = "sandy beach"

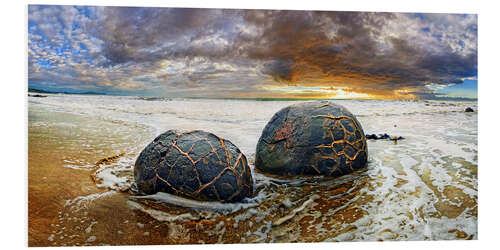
[28,94,478,246]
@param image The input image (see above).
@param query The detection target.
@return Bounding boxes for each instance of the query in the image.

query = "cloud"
[27,6,477,99]
[235,11,477,98]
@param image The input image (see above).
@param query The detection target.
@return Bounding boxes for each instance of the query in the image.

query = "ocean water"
[28,94,477,246]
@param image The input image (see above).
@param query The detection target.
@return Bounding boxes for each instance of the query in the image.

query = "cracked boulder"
[255,101,368,177]
[134,130,253,202]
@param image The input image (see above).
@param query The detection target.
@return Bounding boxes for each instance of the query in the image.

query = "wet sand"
[28,107,154,246]
[28,96,478,246]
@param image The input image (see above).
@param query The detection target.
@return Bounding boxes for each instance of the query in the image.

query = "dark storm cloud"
[96,7,210,64]
[235,10,477,98]
[28,6,477,98]
[93,7,248,66]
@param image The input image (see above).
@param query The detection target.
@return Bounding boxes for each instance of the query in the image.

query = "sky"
[27,5,477,99]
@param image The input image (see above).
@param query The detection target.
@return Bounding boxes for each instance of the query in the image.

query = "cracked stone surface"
[134,130,253,202]
[255,101,368,177]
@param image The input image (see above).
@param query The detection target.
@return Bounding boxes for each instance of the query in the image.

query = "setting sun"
[261,85,373,99]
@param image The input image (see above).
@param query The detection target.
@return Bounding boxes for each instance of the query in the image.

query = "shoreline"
[28,90,478,102]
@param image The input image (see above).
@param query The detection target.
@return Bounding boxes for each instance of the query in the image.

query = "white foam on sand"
[92,156,135,191]
[273,194,320,226]
[130,189,269,214]
[65,191,116,212]
[127,200,200,222]
[326,143,477,241]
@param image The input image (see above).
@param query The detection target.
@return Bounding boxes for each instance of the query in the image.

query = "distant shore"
[28,87,107,96]
[27,87,477,102]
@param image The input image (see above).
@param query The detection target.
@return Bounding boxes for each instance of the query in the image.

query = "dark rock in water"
[255,101,368,177]
[28,94,47,98]
[366,133,404,141]
[136,96,172,102]
[367,133,389,140]
[134,130,253,202]
[465,107,474,112]
[378,133,390,139]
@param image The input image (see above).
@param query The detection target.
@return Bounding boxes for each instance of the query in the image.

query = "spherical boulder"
[134,130,253,202]
[255,101,368,177]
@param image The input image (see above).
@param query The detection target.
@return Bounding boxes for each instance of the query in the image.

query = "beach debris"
[255,101,367,177]
[86,236,96,243]
[390,136,405,141]
[390,136,404,144]
[134,130,253,203]
[465,107,474,112]
[95,153,125,166]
